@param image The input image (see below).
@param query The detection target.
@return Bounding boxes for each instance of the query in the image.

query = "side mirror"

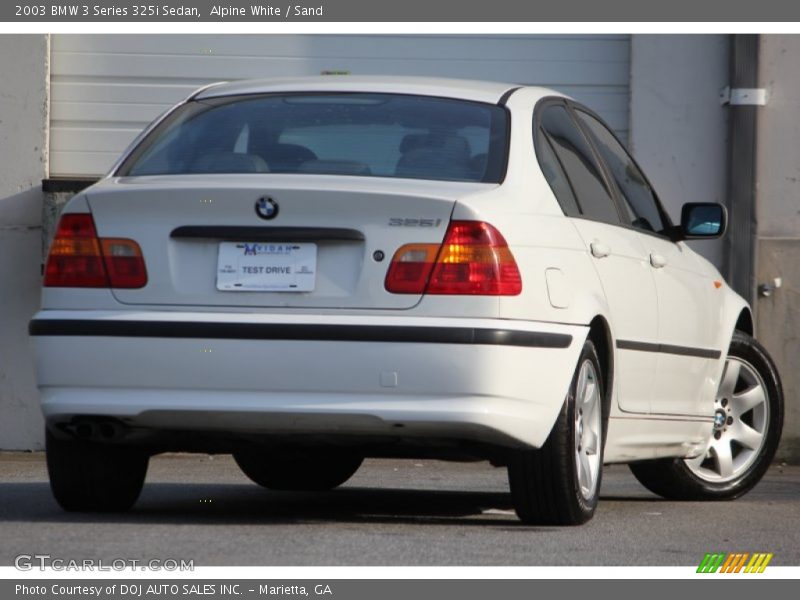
[678,203,727,240]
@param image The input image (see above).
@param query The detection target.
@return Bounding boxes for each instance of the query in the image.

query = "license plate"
[216,242,317,292]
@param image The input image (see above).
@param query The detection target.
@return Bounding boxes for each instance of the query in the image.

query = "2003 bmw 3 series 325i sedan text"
[30,77,784,524]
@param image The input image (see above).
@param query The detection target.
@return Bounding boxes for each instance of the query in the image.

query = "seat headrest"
[251,143,317,172]
[297,160,372,176]
[399,133,471,160]
[189,152,270,174]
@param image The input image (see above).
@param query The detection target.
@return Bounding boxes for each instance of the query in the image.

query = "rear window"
[117,93,509,183]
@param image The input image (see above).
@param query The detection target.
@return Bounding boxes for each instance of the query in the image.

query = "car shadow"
[0,481,661,528]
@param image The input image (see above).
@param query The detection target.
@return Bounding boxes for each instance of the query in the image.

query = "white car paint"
[31,76,751,464]
[568,218,661,415]
[34,311,587,449]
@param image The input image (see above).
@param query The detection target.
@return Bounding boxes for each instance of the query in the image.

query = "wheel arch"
[587,315,614,418]
[717,285,753,350]
[735,307,754,336]
[712,288,754,404]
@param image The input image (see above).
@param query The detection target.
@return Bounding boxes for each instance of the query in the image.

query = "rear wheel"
[629,331,783,500]
[46,429,148,512]
[508,339,607,525]
[234,448,363,491]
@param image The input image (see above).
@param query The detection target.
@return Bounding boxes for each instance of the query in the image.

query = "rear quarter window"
[538,103,620,225]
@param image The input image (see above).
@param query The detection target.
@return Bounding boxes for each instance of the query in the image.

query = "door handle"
[590,242,610,258]
[650,253,667,269]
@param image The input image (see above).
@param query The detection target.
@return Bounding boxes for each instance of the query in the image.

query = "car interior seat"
[395,133,472,180]
[250,142,318,173]
[188,151,270,173]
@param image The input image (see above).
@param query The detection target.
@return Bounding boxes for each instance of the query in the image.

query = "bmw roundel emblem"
[255,196,279,220]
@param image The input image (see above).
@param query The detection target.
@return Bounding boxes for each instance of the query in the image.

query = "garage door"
[49,34,630,177]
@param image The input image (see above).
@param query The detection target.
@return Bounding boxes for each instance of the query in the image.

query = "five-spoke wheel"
[684,357,770,482]
[629,331,783,500]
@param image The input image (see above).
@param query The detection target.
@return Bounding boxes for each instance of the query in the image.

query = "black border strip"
[171,226,365,242]
[616,339,721,359]
[29,319,573,349]
[42,178,99,194]
[497,86,522,106]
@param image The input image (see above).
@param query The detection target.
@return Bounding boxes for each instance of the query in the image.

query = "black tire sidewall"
[46,429,148,512]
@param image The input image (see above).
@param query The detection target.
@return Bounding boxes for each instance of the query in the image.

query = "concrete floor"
[0,452,798,566]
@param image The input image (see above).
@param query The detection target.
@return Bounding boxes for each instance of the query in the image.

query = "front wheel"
[508,339,607,525]
[629,331,783,500]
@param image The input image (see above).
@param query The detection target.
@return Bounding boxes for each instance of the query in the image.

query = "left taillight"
[384,220,522,296]
[44,213,147,289]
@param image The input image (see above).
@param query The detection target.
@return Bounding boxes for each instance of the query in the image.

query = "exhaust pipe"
[74,422,94,439]
[98,422,117,440]
[68,418,127,442]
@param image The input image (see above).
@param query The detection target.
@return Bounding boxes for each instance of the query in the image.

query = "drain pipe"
[722,34,764,304]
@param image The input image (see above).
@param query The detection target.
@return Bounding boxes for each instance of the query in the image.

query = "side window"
[539,105,620,224]
[535,126,581,217]
[575,110,666,234]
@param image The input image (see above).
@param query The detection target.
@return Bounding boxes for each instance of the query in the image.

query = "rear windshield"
[117,93,509,183]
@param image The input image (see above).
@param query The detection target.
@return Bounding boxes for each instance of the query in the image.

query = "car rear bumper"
[30,311,588,449]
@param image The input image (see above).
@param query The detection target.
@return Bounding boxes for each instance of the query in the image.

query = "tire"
[629,331,783,500]
[233,448,363,491]
[508,339,608,525]
[46,429,149,512]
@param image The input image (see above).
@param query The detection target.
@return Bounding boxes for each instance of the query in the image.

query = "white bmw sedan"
[30,77,783,524]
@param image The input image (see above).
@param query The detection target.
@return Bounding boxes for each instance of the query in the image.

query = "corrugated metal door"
[49,34,630,177]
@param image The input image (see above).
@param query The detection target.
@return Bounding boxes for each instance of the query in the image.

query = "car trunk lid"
[86,174,491,310]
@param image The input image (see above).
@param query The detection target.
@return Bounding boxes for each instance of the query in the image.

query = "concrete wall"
[755,35,800,461]
[629,35,730,267]
[0,35,49,450]
[630,34,799,460]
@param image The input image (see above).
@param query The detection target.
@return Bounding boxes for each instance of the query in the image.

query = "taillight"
[385,221,522,296]
[384,243,440,294]
[43,214,107,287]
[100,239,148,288]
[44,214,147,289]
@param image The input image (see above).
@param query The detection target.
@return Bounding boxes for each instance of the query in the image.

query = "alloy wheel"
[574,359,602,499]
[685,357,770,482]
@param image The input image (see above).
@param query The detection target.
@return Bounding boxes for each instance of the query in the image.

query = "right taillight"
[44,213,147,289]
[385,221,522,296]
[100,238,148,288]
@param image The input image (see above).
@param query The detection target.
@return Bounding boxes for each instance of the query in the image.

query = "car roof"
[191,76,557,105]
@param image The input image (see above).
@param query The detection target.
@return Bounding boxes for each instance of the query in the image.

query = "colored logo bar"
[697,552,773,573]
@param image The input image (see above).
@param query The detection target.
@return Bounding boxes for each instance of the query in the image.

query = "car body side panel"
[568,219,660,415]
[604,415,712,463]
[644,238,724,417]
[595,244,745,462]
